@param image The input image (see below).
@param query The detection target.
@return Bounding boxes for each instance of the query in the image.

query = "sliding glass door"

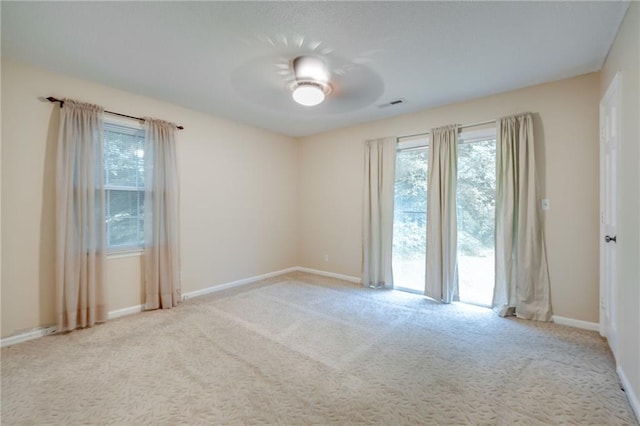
[392,141,428,292]
[392,131,496,305]
[456,135,496,306]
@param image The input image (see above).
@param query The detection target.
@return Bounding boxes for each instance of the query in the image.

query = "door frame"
[599,72,621,356]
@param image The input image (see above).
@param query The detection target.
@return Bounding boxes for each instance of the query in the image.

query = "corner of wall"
[294,136,303,268]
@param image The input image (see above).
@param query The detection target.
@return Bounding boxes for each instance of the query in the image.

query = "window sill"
[107,248,143,259]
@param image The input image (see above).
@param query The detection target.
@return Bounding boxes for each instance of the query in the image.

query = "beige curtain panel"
[144,119,181,310]
[493,113,552,321]
[426,125,459,303]
[55,99,107,332]
[362,137,397,289]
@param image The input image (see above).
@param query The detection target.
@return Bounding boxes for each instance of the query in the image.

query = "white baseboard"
[0,266,358,347]
[108,305,144,320]
[181,267,299,300]
[180,266,362,301]
[1,270,601,350]
[0,268,300,348]
[0,325,57,348]
[552,315,599,331]
[294,267,362,284]
[618,365,640,422]
[1,303,145,347]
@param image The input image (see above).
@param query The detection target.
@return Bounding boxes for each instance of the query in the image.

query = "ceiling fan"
[289,56,332,107]
[230,41,384,113]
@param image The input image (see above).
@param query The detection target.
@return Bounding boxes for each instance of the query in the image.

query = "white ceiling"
[1,1,629,137]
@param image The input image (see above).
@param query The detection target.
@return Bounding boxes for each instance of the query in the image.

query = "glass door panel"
[456,139,496,306]
[392,147,427,293]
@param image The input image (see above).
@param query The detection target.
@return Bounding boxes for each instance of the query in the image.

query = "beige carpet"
[1,272,637,425]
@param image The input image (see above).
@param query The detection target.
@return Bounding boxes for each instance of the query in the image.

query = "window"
[103,121,145,251]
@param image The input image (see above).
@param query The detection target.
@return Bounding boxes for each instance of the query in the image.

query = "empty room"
[1,1,639,424]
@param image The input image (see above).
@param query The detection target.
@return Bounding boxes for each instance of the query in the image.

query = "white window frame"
[397,135,429,151]
[397,126,497,151]
[103,117,145,254]
[458,127,497,144]
[393,126,497,296]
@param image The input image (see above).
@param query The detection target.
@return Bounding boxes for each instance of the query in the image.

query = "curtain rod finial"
[46,96,64,107]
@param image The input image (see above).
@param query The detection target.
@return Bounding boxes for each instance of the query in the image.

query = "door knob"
[605,235,617,243]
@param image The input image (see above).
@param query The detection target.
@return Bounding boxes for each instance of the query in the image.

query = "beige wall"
[1,60,299,338]
[299,73,601,323]
[0,32,630,353]
[601,1,640,415]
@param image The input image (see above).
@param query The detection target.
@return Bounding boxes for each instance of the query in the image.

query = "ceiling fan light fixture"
[291,81,330,107]
[290,56,332,107]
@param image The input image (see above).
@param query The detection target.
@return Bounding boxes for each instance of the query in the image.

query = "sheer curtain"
[426,125,459,303]
[144,119,181,310]
[493,113,552,321]
[56,99,107,332]
[362,137,397,289]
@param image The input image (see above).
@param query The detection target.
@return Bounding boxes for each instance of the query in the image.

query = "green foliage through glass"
[104,123,145,249]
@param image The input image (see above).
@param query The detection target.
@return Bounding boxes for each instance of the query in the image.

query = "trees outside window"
[392,134,496,304]
[103,122,145,250]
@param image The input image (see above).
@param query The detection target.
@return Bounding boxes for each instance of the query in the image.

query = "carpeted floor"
[1,272,637,425]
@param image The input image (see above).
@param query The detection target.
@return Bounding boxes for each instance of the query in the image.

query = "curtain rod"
[46,97,184,130]
[398,119,495,140]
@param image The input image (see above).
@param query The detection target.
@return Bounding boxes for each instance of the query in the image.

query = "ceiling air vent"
[378,99,405,108]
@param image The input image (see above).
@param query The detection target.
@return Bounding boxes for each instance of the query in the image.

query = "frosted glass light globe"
[292,84,325,106]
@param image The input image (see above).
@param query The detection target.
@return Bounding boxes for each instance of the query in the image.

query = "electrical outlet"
[323,254,329,262]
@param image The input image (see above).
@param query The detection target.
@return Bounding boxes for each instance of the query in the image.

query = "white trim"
[108,304,144,320]
[0,304,146,347]
[397,135,428,150]
[458,127,497,143]
[181,267,299,300]
[1,326,56,348]
[104,115,144,130]
[618,365,640,422]
[180,267,362,301]
[107,249,143,259]
[0,268,300,347]
[0,271,611,352]
[294,267,362,284]
[552,315,600,331]
[0,267,370,348]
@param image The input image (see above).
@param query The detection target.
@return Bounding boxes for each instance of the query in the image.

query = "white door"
[599,73,620,357]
